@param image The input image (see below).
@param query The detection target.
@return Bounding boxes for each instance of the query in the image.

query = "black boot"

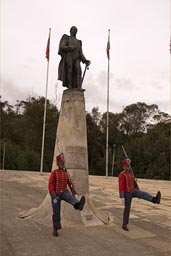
[153,191,161,204]
[74,196,85,211]
[122,224,129,231]
[53,229,59,237]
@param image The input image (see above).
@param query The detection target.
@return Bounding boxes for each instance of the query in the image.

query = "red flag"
[46,29,51,61]
[106,30,110,60]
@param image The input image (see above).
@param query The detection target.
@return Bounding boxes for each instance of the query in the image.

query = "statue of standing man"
[58,26,91,89]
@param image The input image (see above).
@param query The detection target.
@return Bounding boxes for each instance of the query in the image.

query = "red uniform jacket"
[118,170,139,198]
[48,169,76,196]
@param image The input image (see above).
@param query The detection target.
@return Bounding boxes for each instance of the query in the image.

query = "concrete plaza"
[0,170,170,256]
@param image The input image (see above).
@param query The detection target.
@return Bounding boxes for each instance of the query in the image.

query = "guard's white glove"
[75,194,78,199]
[53,198,58,204]
[121,198,125,205]
[51,192,58,204]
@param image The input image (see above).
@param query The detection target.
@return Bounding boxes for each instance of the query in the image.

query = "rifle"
[121,145,139,188]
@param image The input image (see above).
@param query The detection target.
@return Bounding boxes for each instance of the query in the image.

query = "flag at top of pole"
[46,28,51,61]
[106,29,110,60]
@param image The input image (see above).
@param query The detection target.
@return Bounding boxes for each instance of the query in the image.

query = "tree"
[124,123,170,180]
[0,97,59,171]
[1,97,170,180]
[86,110,105,175]
[118,102,170,135]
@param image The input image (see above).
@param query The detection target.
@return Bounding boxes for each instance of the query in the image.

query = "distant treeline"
[0,96,170,180]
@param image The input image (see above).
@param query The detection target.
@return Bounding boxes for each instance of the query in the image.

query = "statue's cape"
[58,34,69,56]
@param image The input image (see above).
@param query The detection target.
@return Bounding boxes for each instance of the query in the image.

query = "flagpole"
[2,142,6,170]
[40,28,51,174]
[111,144,116,176]
[106,29,110,178]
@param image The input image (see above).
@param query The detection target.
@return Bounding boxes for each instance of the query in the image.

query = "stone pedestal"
[20,89,108,227]
[52,89,89,194]
[52,89,108,226]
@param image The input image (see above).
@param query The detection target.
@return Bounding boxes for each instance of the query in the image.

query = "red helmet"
[122,158,131,166]
[56,153,65,163]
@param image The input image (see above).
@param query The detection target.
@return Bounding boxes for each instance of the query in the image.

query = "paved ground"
[0,170,171,256]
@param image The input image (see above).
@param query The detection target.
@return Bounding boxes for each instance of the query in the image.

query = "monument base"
[20,89,109,227]
[53,88,108,226]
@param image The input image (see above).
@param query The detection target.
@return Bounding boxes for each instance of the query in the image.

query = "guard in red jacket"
[48,153,85,237]
[118,158,161,231]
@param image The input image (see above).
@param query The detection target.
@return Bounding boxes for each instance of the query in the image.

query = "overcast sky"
[1,0,170,114]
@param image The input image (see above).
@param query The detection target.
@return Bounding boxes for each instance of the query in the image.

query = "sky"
[1,0,170,115]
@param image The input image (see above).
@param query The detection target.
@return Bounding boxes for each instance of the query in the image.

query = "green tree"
[118,102,169,135]
[86,109,105,175]
[0,97,59,171]
[124,123,170,180]
[1,97,170,179]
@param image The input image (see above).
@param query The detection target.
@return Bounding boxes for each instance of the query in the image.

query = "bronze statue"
[58,26,91,89]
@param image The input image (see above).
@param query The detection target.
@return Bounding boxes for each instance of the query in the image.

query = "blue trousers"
[51,190,79,230]
[123,189,153,225]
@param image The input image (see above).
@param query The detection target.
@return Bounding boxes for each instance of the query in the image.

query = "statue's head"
[70,26,78,36]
